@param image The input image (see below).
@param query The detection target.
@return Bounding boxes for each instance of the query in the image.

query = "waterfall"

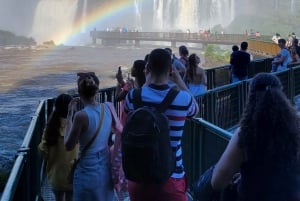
[153,0,163,30]
[81,0,88,33]
[164,0,173,30]
[176,0,199,32]
[291,0,295,13]
[201,0,235,29]
[152,0,235,32]
[31,0,78,44]
[134,0,142,31]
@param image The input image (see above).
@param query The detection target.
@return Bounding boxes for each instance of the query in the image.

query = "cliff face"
[0,30,36,46]
[0,0,37,37]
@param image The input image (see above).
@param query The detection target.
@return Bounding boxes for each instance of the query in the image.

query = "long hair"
[45,94,72,146]
[131,60,146,87]
[239,73,300,170]
[187,54,200,83]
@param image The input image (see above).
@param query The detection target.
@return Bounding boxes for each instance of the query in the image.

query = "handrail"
[195,118,232,139]
[0,155,26,201]
[21,100,44,148]
[2,59,300,201]
[1,100,46,201]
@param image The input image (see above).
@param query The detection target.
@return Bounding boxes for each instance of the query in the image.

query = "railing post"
[18,147,31,201]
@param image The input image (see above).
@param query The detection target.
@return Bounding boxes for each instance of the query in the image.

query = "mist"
[0,0,299,45]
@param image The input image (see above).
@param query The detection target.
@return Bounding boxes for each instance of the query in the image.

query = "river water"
[0,45,155,171]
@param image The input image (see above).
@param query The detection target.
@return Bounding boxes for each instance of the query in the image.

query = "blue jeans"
[73,148,113,201]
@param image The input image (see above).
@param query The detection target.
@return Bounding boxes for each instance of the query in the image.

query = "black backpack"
[122,88,179,184]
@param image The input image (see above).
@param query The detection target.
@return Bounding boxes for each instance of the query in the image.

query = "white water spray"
[31,0,78,45]
[134,0,142,31]
[81,0,87,33]
[152,0,235,32]
[153,0,163,30]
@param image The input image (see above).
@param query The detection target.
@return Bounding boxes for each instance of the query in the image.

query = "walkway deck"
[40,177,193,201]
[40,177,130,201]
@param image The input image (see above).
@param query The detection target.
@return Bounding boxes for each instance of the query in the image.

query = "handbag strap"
[78,103,105,159]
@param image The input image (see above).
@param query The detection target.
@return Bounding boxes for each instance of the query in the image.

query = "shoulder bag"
[68,103,105,184]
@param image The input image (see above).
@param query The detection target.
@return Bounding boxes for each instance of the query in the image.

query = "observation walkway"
[90,30,280,56]
[2,58,300,201]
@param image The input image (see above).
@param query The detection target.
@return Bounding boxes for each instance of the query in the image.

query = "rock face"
[0,30,36,46]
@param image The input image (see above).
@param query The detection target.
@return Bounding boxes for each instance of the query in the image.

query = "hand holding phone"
[116,66,124,85]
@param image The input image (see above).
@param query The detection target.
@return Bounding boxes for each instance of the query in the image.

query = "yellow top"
[38,118,78,191]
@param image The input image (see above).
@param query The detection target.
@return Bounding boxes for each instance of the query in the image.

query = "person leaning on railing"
[211,73,300,201]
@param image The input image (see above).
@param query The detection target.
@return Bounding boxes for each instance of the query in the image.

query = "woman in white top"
[64,72,121,201]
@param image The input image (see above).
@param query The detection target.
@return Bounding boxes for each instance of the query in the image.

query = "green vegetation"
[0,30,36,46]
[204,45,231,67]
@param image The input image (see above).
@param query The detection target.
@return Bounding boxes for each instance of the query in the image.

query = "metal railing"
[2,59,300,201]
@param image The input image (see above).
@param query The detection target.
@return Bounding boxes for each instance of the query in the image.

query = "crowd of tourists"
[271,32,300,70]
[38,41,300,201]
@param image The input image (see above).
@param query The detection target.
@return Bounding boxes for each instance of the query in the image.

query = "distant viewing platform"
[90,30,280,56]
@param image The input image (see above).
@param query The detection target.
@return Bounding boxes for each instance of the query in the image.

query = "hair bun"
[84,77,96,86]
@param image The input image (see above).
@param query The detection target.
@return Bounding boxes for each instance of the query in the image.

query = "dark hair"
[278,38,286,45]
[232,45,239,52]
[240,42,248,50]
[179,45,189,56]
[144,54,149,62]
[164,48,172,55]
[187,53,200,82]
[293,38,298,45]
[239,73,300,170]
[147,48,172,76]
[45,94,72,146]
[131,60,146,87]
[77,72,99,98]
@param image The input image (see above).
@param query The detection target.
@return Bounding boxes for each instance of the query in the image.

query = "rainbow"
[55,0,144,45]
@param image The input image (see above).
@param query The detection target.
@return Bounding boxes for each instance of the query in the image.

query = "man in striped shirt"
[124,48,199,201]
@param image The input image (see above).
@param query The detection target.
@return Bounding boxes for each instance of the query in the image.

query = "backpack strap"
[132,87,179,112]
[157,88,179,112]
[132,88,143,110]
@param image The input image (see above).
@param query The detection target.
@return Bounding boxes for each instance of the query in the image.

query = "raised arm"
[64,98,87,151]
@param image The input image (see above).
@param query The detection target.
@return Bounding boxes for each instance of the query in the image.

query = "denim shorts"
[73,148,114,201]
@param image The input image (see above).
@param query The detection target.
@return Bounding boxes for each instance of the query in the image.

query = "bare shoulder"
[74,110,88,126]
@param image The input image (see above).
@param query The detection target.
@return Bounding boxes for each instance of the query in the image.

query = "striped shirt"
[124,84,197,178]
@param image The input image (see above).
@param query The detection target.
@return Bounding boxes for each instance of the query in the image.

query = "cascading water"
[176,0,200,32]
[152,0,235,32]
[81,0,88,33]
[134,0,142,31]
[153,0,164,30]
[31,0,78,44]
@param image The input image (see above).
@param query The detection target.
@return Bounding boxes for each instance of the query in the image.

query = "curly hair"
[239,73,300,170]
[45,94,72,146]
